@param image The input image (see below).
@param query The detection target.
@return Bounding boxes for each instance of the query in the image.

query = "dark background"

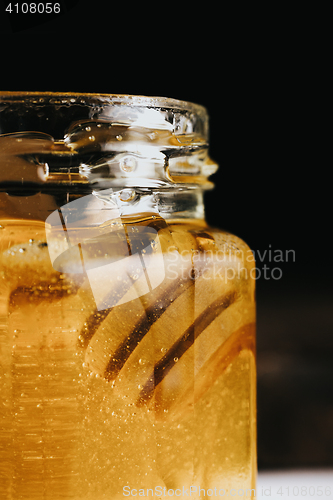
[1,5,331,471]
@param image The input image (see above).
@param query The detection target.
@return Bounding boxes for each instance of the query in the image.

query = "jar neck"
[92,187,205,222]
[0,93,216,221]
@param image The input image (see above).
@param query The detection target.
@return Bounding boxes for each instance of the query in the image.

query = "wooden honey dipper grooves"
[82,248,253,420]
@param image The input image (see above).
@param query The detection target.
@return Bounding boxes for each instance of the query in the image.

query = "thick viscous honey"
[0,93,256,500]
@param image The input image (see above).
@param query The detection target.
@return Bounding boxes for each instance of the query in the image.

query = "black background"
[1,5,331,471]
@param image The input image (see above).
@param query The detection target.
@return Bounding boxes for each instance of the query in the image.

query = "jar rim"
[0,92,216,190]
[0,91,207,115]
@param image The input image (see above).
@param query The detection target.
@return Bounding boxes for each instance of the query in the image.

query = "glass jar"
[0,92,256,500]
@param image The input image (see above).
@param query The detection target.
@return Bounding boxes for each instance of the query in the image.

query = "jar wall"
[0,93,256,499]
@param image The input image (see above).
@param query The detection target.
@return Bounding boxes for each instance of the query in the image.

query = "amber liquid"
[0,215,256,500]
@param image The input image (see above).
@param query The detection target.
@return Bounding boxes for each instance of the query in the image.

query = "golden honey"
[0,93,256,500]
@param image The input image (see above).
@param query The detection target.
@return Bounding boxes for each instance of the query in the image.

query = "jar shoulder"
[162,219,254,266]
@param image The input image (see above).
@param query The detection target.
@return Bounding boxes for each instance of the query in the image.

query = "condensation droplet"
[148,132,157,141]
[119,189,135,202]
[120,156,137,173]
